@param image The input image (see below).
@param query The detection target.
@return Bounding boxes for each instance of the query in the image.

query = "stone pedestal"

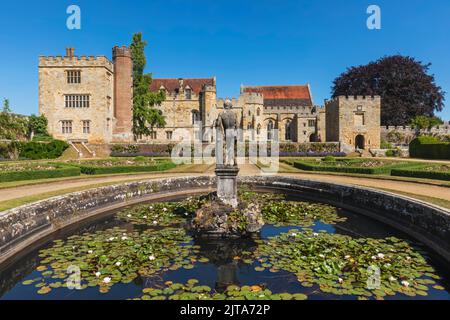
[215,165,239,208]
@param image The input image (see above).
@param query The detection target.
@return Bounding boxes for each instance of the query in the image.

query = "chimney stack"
[66,48,75,57]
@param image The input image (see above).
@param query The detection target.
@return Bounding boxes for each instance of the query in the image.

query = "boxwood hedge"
[391,166,450,181]
[76,161,176,175]
[293,160,412,175]
[0,165,81,183]
[409,136,450,160]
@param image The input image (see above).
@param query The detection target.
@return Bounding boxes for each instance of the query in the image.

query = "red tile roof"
[150,78,215,94]
[243,85,313,107]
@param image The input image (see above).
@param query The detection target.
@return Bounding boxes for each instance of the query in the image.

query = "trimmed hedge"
[293,160,410,175]
[409,136,450,160]
[0,165,81,183]
[391,167,450,181]
[77,161,176,175]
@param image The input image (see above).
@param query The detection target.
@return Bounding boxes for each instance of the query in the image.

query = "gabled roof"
[242,85,313,107]
[150,78,215,94]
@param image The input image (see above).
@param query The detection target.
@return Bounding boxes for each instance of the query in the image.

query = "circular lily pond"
[1,187,449,300]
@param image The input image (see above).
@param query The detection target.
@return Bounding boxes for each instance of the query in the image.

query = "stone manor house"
[39,47,382,151]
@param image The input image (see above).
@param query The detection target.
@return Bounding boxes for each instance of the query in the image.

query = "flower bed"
[68,158,176,175]
[293,158,414,175]
[391,164,450,181]
[0,162,81,182]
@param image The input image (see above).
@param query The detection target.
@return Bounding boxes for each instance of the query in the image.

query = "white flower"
[149,255,156,261]
[127,214,132,218]
[344,255,351,259]
[95,272,101,277]
[385,263,391,268]
[389,276,397,282]
[371,255,377,260]
[108,237,115,242]
[143,216,147,219]
[319,254,325,258]
[149,206,153,210]
[313,233,319,237]
[103,277,112,284]
[290,233,297,237]
[88,250,93,254]
[121,236,128,241]
[153,221,158,225]
[163,208,168,212]
[377,253,385,259]
[406,256,411,261]
[401,280,410,287]
[115,262,122,266]
[184,212,189,216]
[338,278,343,284]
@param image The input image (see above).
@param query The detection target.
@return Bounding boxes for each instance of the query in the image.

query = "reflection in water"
[194,237,257,292]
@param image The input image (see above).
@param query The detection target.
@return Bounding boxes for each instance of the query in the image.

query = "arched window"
[267,120,274,141]
[257,108,261,116]
[285,120,292,141]
[257,124,261,135]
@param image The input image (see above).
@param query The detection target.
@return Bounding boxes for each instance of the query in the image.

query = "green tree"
[410,115,443,131]
[130,33,166,138]
[2,98,11,114]
[28,114,49,137]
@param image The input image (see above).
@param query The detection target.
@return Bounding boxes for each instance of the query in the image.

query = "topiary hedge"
[76,161,176,175]
[0,165,81,183]
[409,136,450,160]
[391,168,450,181]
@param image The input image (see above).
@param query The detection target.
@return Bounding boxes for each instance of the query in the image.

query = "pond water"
[1,190,449,301]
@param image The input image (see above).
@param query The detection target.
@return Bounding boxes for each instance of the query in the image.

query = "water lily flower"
[149,206,153,210]
[406,256,411,261]
[127,214,132,218]
[121,236,128,241]
[143,216,148,219]
[115,262,122,266]
[103,277,112,284]
[313,233,319,237]
[95,272,101,277]
[108,237,115,242]
[389,276,397,282]
[319,254,325,258]
[290,233,298,237]
[344,255,351,259]
[88,250,93,254]
[163,208,168,212]
[153,221,158,225]
[377,253,385,259]
[401,280,410,287]
[338,278,343,284]
[149,255,156,261]
[371,255,377,260]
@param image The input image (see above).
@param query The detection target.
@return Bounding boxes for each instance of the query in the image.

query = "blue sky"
[0,0,449,119]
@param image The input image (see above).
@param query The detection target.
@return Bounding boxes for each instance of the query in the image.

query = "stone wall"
[39,55,114,144]
[1,176,449,267]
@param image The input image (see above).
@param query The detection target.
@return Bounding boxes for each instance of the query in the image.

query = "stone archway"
[309,133,318,142]
[355,134,365,150]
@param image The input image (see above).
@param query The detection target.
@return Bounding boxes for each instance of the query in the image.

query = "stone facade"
[38,47,383,151]
[325,96,381,151]
[39,47,133,144]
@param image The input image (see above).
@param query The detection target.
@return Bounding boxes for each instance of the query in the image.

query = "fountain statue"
[192,99,264,238]
[214,99,239,208]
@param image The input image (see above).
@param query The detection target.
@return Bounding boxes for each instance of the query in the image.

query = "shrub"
[381,139,393,149]
[322,155,336,162]
[409,136,450,160]
[0,165,80,183]
[20,140,69,160]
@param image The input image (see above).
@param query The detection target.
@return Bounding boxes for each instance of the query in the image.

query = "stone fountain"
[192,99,264,238]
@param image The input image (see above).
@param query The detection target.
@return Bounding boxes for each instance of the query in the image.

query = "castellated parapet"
[39,55,114,72]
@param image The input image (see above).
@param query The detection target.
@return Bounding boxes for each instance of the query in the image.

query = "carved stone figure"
[215,99,237,167]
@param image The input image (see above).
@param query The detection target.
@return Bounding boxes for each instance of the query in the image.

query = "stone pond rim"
[0,175,449,268]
